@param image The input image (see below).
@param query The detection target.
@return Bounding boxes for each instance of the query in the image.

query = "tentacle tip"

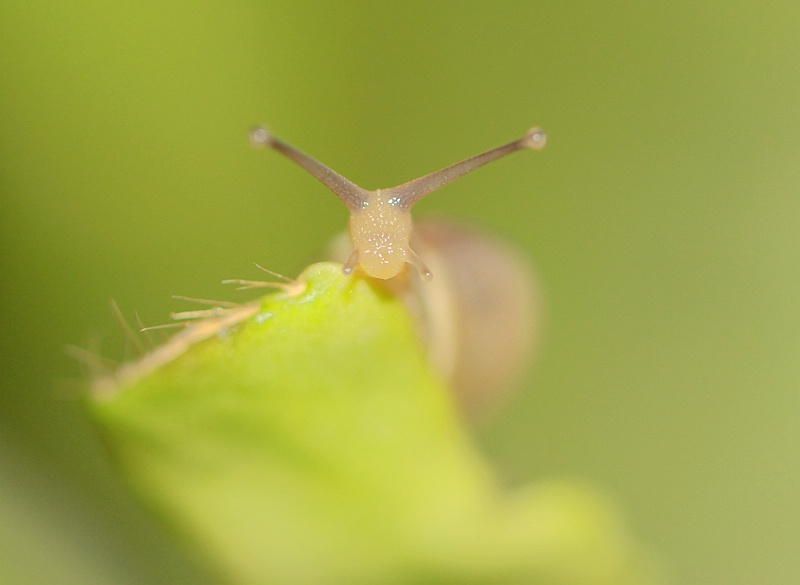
[249,125,272,148]
[408,253,433,281]
[342,250,360,276]
[522,127,547,150]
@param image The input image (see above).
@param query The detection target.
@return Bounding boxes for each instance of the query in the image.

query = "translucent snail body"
[250,125,546,281]
[250,124,547,416]
[348,190,419,280]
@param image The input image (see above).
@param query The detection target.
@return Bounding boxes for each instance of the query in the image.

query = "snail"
[250,125,547,416]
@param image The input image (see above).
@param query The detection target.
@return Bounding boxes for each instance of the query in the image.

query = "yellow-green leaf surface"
[88,262,655,585]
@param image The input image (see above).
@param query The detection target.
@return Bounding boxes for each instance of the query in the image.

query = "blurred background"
[1,1,798,583]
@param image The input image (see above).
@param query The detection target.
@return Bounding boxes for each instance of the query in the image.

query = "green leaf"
[87,262,658,585]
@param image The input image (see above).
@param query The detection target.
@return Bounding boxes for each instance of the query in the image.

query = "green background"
[1,1,798,583]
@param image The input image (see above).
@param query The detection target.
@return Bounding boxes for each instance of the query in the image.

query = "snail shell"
[409,221,540,417]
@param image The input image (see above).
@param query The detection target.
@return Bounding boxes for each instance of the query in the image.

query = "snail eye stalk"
[250,125,546,280]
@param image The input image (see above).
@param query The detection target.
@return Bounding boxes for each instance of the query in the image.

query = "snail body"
[251,125,546,415]
[250,125,546,281]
